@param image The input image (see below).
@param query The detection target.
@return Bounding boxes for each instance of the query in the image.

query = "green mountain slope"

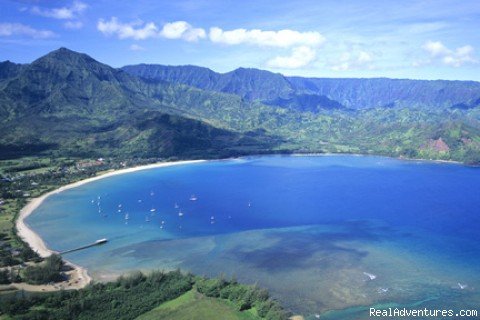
[0,48,278,159]
[1,48,480,164]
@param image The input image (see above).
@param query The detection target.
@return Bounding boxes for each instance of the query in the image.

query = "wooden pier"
[60,238,108,255]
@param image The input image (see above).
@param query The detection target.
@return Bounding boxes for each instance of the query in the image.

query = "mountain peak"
[33,47,98,67]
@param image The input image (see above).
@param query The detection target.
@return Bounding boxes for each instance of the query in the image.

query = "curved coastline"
[15,159,206,289]
[13,154,475,291]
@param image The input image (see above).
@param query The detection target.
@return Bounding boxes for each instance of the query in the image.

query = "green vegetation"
[0,270,289,320]
[195,276,289,319]
[137,289,259,320]
[1,48,479,164]
[22,255,63,285]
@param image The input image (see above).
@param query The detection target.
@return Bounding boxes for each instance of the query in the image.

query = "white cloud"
[421,40,477,67]
[30,1,87,20]
[160,21,206,41]
[267,46,316,69]
[422,40,450,57]
[129,44,146,51]
[331,51,374,71]
[64,21,83,30]
[209,27,325,48]
[97,18,206,42]
[0,23,56,39]
[97,18,159,40]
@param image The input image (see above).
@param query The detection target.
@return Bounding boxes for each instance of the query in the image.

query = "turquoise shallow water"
[27,155,480,318]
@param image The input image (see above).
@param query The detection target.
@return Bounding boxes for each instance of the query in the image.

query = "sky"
[0,0,479,80]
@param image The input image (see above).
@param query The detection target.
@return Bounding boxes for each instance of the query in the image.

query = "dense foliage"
[1,48,479,164]
[0,270,289,320]
[22,254,64,285]
[196,276,290,320]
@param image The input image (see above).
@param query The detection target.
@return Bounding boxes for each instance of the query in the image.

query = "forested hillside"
[1,48,479,163]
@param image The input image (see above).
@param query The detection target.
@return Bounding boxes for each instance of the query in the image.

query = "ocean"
[26,155,480,319]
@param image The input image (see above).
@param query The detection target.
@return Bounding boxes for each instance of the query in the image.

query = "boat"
[150,191,154,196]
[145,216,151,222]
[150,208,156,212]
[174,203,179,209]
[363,272,376,280]
[178,211,184,217]
[124,213,129,220]
[189,195,198,201]
[95,238,108,244]
[458,283,468,290]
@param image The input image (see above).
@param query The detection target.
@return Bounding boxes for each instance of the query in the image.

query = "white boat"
[178,211,184,217]
[363,272,376,280]
[124,213,129,220]
[150,208,156,212]
[189,195,198,201]
[95,238,108,244]
[145,216,151,222]
[174,203,179,209]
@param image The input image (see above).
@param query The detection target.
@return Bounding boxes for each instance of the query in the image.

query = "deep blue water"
[27,155,480,319]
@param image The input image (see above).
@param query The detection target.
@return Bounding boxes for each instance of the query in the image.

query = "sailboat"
[124,213,129,220]
[189,194,198,201]
[174,203,179,209]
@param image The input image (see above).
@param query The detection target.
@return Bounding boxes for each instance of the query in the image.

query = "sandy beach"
[15,159,205,290]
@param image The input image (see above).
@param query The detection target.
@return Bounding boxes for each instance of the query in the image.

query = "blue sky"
[1,0,479,80]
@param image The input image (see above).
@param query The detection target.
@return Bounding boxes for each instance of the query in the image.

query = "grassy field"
[136,289,260,320]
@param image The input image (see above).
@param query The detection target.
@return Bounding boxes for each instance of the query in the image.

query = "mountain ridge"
[1,47,479,164]
[0,47,280,159]
[122,63,480,110]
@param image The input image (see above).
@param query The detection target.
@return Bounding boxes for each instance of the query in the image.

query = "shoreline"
[15,159,206,290]
[289,152,466,166]
[12,153,476,291]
